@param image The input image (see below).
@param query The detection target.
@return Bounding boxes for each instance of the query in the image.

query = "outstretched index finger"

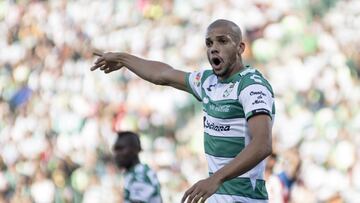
[93,50,104,57]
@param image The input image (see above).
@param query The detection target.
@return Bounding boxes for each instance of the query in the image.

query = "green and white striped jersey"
[185,66,275,203]
[124,163,162,203]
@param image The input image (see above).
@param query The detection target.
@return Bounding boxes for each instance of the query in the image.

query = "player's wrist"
[211,171,226,184]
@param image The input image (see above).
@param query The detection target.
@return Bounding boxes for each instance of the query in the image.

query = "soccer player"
[92,19,275,203]
[113,131,162,203]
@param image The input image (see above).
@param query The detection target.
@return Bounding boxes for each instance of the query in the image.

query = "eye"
[206,40,212,47]
[219,38,227,44]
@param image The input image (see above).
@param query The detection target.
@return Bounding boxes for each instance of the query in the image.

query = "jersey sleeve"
[238,74,274,120]
[185,71,203,101]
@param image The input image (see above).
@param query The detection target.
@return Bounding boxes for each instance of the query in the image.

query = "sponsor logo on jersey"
[250,90,267,105]
[252,99,266,105]
[250,91,266,99]
[203,117,230,131]
[207,83,216,91]
[223,82,235,97]
[250,91,266,97]
[209,104,230,112]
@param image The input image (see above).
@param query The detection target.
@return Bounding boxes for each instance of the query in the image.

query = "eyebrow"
[206,35,231,41]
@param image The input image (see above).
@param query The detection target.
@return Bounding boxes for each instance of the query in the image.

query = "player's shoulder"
[128,163,146,179]
[198,69,214,81]
[238,66,273,93]
[133,164,159,184]
[239,66,266,81]
[187,69,213,83]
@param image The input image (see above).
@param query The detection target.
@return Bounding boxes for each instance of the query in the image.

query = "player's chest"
[202,81,239,100]
[201,81,244,116]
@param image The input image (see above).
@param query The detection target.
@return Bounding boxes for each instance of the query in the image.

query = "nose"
[210,43,219,54]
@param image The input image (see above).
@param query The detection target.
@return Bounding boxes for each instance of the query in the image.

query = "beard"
[212,68,227,77]
[212,61,230,78]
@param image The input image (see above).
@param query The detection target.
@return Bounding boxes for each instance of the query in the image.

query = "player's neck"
[219,61,244,81]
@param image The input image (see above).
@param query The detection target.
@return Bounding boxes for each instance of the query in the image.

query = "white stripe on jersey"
[203,112,247,138]
[205,153,266,180]
[187,72,202,99]
[238,84,273,117]
[203,76,240,101]
[208,193,269,203]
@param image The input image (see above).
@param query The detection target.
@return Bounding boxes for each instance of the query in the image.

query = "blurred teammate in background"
[113,131,162,203]
[93,19,275,203]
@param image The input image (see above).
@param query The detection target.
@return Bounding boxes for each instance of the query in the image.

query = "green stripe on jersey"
[204,133,245,158]
[238,69,274,97]
[210,173,268,200]
[272,102,276,114]
[203,99,245,119]
[201,70,213,83]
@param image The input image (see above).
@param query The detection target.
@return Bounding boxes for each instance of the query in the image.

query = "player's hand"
[91,51,124,73]
[181,176,221,203]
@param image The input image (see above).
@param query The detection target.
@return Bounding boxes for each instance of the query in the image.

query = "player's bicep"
[247,114,272,147]
[159,68,188,91]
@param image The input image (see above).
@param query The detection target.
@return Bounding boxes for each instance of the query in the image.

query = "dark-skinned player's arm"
[91,51,188,91]
[212,114,272,181]
[182,114,272,203]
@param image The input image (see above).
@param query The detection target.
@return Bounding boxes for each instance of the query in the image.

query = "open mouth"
[211,56,223,68]
[212,58,221,66]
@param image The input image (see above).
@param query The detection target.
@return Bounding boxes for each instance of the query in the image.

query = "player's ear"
[237,42,245,56]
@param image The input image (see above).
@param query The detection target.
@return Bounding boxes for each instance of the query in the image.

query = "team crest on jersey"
[194,72,201,87]
[223,83,235,97]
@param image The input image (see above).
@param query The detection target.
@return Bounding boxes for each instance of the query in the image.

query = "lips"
[211,56,223,69]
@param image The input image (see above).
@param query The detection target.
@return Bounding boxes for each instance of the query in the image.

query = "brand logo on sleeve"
[250,91,267,105]
[252,100,266,105]
[194,72,201,87]
[250,91,266,97]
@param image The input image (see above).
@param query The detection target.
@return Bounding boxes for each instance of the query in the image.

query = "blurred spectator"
[266,149,301,203]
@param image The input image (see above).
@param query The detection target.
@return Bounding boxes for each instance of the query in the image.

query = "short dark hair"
[208,19,242,44]
[116,131,142,151]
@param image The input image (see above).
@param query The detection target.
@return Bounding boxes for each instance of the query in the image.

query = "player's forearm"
[117,53,175,85]
[212,136,272,183]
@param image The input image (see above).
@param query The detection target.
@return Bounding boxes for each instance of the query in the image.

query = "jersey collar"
[218,65,251,83]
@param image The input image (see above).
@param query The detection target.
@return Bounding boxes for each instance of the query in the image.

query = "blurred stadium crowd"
[0,0,359,202]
